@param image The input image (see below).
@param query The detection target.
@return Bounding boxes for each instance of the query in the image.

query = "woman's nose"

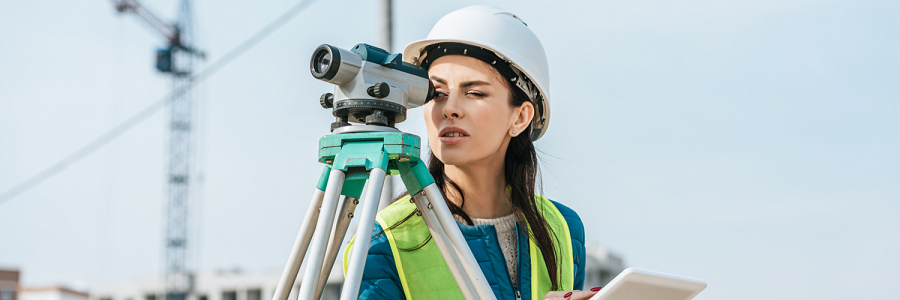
[442,93,464,119]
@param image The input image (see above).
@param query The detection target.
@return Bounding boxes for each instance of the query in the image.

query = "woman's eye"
[466,91,486,97]
[434,91,448,98]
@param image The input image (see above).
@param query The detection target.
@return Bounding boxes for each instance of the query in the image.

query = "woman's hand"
[543,287,602,300]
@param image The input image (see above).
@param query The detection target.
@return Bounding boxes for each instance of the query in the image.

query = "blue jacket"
[354,199,585,299]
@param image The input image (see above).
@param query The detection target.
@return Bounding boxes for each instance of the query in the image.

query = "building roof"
[19,286,90,298]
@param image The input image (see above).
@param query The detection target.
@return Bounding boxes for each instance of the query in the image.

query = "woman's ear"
[509,102,535,137]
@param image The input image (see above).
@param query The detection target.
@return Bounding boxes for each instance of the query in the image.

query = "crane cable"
[0,0,320,205]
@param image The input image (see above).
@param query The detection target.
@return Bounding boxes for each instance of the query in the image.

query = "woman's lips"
[439,126,469,144]
[440,135,468,144]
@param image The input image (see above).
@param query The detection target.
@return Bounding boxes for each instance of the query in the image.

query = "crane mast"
[113,1,202,300]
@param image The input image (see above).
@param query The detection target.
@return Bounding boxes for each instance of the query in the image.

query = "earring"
[512,130,517,134]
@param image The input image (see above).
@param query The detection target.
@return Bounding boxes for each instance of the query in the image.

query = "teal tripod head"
[311,44,435,131]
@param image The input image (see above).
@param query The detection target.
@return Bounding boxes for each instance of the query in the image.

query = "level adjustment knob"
[367,82,390,98]
[365,110,389,126]
[320,93,334,108]
[331,117,350,132]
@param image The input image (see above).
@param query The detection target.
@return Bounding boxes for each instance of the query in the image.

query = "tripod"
[270,125,498,300]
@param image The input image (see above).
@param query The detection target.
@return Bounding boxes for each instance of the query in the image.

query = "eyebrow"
[430,76,447,85]
[430,76,492,88]
[461,80,491,88]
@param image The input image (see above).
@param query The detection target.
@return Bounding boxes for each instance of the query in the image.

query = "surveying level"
[269,44,497,300]
[311,43,434,130]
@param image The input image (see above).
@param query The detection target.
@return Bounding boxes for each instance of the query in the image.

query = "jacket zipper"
[514,222,522,300]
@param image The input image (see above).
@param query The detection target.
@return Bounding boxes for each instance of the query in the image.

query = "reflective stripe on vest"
[529,195,574,298]
[344,195,573,299]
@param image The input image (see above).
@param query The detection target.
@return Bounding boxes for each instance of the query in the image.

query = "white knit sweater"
[455,213,519,288]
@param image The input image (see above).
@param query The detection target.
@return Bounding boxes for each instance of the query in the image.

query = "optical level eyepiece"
[310,44,363,86]
[310,45,341,80]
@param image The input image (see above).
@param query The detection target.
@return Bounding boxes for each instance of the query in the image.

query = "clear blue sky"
[1,0,898,299]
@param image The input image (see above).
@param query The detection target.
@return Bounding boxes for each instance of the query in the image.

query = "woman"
[344,6,596,300]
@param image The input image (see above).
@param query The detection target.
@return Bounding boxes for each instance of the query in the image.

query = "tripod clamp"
[318,131,427,197]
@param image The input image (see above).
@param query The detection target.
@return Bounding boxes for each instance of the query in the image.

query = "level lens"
[310,44,345,81]
[314,50,332,74]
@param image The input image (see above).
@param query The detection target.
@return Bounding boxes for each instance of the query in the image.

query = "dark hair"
[379,61,561,290]
[432,84,560,290]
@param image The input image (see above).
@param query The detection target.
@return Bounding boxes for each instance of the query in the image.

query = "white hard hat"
[404,5,551,141]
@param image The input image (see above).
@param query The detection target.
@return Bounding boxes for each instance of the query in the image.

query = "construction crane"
[112,1,204,300]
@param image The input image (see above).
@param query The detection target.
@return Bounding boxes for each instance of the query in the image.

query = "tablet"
[588,268,707,300]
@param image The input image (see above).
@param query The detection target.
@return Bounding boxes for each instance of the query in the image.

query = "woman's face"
[424,55,532,167]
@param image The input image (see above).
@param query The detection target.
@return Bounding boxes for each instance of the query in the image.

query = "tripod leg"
[339,168,387,300]
[271,167,331,300]
[297,168,346,300]
[422,184,498,300]
[411,193,479,300]
[312,196,358,300]
[377,174,393,212]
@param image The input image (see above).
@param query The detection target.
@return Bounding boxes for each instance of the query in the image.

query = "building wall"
[583,244,627,288]
[0,269,19,300]
[88,243,624,298]
[91,264,345,300]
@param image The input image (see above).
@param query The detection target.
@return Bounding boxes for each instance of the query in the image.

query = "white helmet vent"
[498,12,527,26]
